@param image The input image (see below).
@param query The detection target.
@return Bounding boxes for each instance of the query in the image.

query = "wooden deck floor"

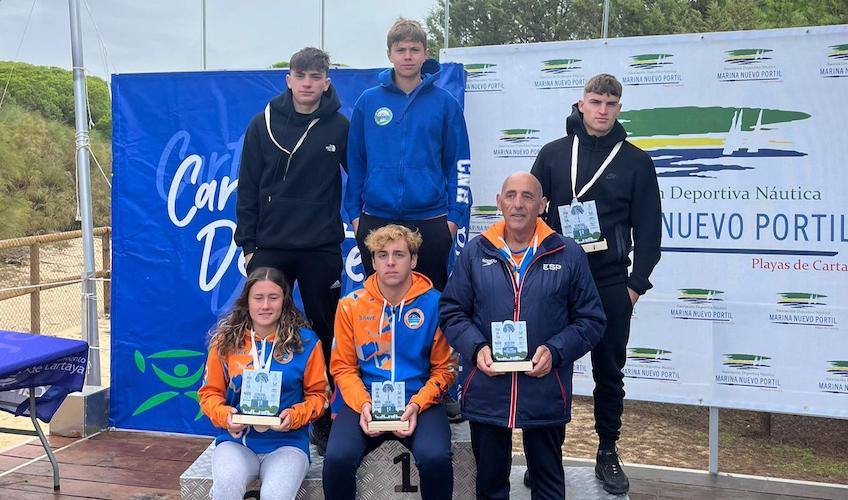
[0,430,210,499]
[1,430,845,499]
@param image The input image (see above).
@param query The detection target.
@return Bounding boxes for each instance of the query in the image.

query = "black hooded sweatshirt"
[530,103,661,294]
[235,85,349,254]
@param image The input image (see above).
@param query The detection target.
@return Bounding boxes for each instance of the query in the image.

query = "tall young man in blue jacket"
[345,18,472,292]
[440,172,606,499]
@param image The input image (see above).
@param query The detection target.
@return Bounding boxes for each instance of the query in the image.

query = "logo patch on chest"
[374,107,393,126]
[403,308,425,329]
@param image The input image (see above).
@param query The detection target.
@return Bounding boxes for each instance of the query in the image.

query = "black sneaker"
[595,448,630,495]
[310,413,331,457]
[523,469,532,488]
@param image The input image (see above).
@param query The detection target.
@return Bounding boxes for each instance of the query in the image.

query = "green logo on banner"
[722,353,771,370]
[627,347,672,364]
[827,361,848,377]
[619,106,811,178]
[828,44,848,61]
[374,107,393,126]
[724,48,773,65]
[540,59,581,74]
[777,292,827,309]
[629,53,673,69]
[678,288,724,303]
[463,63,497,78]
[498,128,540,143]
[132,349,205,420]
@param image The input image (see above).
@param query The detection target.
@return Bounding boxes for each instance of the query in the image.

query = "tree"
[0,61,111,137]
[270,61,350,69]
[425,0,848,56]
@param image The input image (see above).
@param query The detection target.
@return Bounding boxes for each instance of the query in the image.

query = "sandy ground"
[0,319,110,452]
[0,236,110,452]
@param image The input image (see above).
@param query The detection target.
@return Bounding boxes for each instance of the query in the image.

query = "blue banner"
[110,66,467,434]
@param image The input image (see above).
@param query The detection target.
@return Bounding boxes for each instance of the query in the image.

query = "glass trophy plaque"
[558,200,608,252]
[232,369,282,426]
[491,320,533,372]
[369,381,409,431]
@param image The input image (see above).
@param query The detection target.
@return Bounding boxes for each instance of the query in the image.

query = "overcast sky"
[0,0,439,80]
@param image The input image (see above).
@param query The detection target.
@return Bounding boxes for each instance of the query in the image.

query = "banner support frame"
[709,406,719,474]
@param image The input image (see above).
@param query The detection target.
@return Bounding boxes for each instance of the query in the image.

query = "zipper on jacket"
[282,157,292,182]
[499,244,564,428]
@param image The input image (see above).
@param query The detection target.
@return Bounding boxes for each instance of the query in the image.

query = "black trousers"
[591,282,634,443]
[355,213,453,291]
[247,247,342,387]
[469,421,565,500]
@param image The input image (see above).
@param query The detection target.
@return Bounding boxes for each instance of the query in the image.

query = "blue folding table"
[0,330,88,490]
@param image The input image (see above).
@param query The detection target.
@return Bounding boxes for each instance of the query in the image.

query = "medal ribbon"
[249,329,278,374]
[570,135,623,201]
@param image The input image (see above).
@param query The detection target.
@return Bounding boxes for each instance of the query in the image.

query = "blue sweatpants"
[322,404,453,500]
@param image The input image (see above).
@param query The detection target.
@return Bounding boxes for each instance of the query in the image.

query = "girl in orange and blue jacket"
[199,267,329,499]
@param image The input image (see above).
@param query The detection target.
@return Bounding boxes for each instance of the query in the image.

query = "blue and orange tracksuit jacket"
[440,218,606,428]
[331,272,456,413]
[198,328,329,456]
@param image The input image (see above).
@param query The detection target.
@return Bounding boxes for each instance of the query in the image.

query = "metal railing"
[0,227,111,334]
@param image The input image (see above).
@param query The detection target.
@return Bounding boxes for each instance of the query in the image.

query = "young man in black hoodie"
[235,47,348,454]
[530,74,661,495]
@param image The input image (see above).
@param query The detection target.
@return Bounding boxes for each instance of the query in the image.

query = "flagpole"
[444,0,450,49]
[68,0,100,384]
[320,0,325,50]
[201,0,207,69]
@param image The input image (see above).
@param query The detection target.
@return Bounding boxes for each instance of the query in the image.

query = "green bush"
[0,61,111,138]
[0,103,111,238]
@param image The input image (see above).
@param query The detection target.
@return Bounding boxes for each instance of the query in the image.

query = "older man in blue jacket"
[440,172,606,499]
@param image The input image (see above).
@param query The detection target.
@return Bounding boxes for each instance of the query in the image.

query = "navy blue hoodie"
[344,59,471,225]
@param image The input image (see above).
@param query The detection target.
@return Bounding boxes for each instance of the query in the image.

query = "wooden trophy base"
[580,239,608,253]
[231,414,281,426]
[368,419,410,432]
[491,360,534,372]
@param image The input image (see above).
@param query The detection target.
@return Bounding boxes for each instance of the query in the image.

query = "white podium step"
[181,422,474,499]
[509,465,630,499]
[180,422,628,499]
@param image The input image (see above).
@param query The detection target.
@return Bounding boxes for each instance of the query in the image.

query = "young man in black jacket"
[530,74,662,495]
[235,47,348,454]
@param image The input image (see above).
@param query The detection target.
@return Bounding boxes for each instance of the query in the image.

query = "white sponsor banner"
[444,25,848,418]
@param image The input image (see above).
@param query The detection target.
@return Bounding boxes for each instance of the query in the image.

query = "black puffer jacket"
[235,85,349,254]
